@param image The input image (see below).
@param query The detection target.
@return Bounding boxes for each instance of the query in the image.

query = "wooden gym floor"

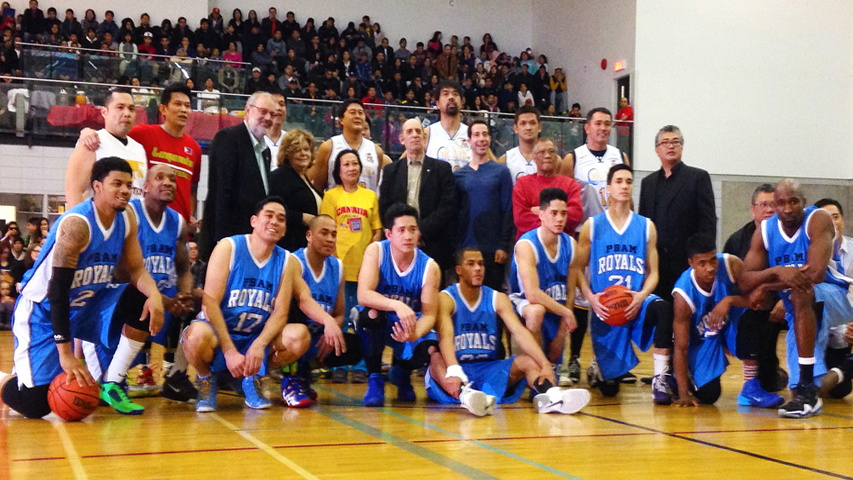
[1,330,852,480]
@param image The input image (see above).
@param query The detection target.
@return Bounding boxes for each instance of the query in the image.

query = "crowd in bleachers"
[0,1,578,116]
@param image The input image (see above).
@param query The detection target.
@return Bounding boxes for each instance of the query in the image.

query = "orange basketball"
[47,372,100,422]
[600,285,634,327]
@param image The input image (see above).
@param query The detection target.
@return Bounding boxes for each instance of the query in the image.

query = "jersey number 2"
[608,275,632,290]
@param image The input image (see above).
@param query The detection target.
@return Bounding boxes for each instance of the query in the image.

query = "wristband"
[445,364,469,384]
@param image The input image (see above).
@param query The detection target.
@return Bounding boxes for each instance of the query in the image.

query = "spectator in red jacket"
[513,137,582,240]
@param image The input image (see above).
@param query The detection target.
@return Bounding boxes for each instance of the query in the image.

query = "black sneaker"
[620,372,638,384]
[161,372,199,403]
[778,384,822,418]
[568,356,581,384]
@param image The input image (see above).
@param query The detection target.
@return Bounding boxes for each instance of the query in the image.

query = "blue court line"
[315,407,500,480]
[317,385,586,480]
[580,412,853,480]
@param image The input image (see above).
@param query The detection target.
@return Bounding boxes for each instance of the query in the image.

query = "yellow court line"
[53,421,89,480]
[210,413,321,480]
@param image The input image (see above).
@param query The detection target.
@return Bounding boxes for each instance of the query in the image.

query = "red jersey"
[129,123,202,221]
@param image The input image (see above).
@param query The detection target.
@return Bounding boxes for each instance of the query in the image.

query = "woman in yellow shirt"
[320,149,383,383]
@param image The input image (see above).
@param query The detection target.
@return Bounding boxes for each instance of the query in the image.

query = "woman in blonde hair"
[269,129,324,252]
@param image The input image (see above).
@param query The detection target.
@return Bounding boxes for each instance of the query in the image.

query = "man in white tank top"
[309,99,388,192]
[498,105,541,185]
[424,81,471,172]
[65,88,148,207]
[558,107,629,209]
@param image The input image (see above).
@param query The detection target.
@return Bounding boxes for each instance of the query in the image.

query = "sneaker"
[759,367,789,393]
[620,372,638,384]
[459,384,495,417]
[268,368,284,382]
[388,365,416,401]
[738,378,784,408]
[100,381,145,415]
[300,377,318,401]
[535,387,591,414]
[242,376,271,409]
[587,360,602,388]
[196,375,217,412]
[281,376,311,408]
[778,384,822,418]
[351,369,368,384]
[818,368,843,398]
[363,373,385,407]
[161,371,198,403]
[651,374,673,405]
[568,357,581,385]
[128,366,160,398]
[558,374,572,387]
[330,368,348,384]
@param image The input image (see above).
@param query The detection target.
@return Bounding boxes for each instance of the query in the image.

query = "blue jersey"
[293,248,343,317]
[20,199,127,310]
[444,284,499,363]
[510,227,574,304]
[761,206,849,305]
[220,235,288,339]
[588,211,651,294]
[130,199,183,297]
[375,240,434,323]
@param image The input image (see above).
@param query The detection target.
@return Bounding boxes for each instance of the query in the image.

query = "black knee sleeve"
[357,308,387,331]
[114,285,150,331]
[649,299,674,349]
[693,378,721,405]
[2,379,51,419]
[394,340,438,371]
[736,311,763,361]
[570,307,589,358]
[323,332,365,368]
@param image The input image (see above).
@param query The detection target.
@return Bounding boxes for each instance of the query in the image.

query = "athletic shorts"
[425,357,526,405]
[188,318,269,376]
[590,294,659,380]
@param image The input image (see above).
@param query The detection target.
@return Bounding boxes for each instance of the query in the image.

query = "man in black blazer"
[379,118,457,271]
[638,125,716,301]
[199,92,276,260]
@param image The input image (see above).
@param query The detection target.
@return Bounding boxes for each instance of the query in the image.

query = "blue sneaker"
[196,375,217,413]
[242,376,271,409]
[388,365,416,401]
[652,374,673,405]
[281,376,311,408]
[364,373,385,406]
[738,378,784,408]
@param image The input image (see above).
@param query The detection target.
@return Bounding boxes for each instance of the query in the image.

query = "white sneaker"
[459,384,495,417]
[535,387,591,414]
[558,374,572,387]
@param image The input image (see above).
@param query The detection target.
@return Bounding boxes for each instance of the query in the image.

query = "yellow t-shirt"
[320,186,383,282]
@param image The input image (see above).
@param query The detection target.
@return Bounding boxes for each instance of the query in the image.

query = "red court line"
[12,456,66,462]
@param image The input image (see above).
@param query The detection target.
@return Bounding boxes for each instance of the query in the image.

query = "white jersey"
[505,146,536,185]
[426,122,470,171]
[327,134,380,192]
[264,129,286,172]
[572,144,624,208]
[95,129,147,199]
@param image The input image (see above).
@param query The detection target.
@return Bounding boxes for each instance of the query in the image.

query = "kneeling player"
[577,164,674,403]
[672,234,783,407]
[183,197,344,412]
[284,215,364,407]
[427,248,590,415]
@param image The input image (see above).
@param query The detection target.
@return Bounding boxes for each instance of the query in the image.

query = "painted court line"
[581,412,853,480]
[317,385,585,480]
[210,413,321,480]
[53,421,89,480]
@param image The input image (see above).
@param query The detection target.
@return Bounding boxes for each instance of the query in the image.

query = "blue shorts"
[12,296,105,388]
[189,318,269,376]
[590,295,660,380]
[425,357,527,405]
[688,314,742,388]
[511,300,565,365]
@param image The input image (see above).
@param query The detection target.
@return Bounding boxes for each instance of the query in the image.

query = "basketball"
[47,372,100,422]
[600,285,634,327]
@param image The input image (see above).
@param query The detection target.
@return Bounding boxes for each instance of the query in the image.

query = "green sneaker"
[100,381,145,415]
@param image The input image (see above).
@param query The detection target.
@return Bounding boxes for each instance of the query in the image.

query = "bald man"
[379,118,457,272]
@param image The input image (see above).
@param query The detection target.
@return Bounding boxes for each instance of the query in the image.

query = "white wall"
[210,0,534,57]
[532,0,636,114]
[633,0,853,177]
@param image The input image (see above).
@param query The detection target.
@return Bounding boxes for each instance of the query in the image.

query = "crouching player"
[671,234,783,407]
[182,197,345,412]
[284,215,364,407]
[427,248,590,415]
[357,204,441,406]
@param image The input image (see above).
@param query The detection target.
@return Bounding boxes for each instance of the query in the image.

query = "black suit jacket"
[200,122,271,260]
[379,156,457,269]
[269,163,323,252]
[638,161,716,299]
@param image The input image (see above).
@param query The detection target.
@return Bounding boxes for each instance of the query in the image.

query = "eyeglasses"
[657,139,682,147]
[753,202,774,209]
[249,105,273,117]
